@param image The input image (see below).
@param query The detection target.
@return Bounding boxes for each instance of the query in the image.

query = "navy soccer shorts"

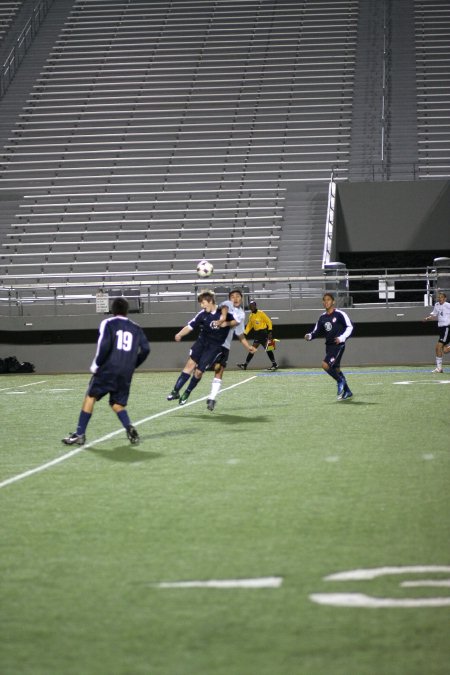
[324,343,346,369]
[214,347,230,369]
[190,340,225,373]
[87,373,131,406]
[438,325,450,345]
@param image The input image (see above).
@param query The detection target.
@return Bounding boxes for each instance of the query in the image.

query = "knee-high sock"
[326,367,340,382]
[76,410,91,435]
[174,371,190,391]
[209,377,222,401]
[186,374,202,394]
[116,409,131,429]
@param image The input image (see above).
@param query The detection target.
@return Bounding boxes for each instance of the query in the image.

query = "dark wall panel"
[335,180,450,253]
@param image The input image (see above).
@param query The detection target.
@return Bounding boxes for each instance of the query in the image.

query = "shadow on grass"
[87,428,197,462]
[88,446,162,463]
[335,400,378,406]
[188,413,270,424]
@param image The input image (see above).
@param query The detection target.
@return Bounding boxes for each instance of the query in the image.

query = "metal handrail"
[0,0,54,99]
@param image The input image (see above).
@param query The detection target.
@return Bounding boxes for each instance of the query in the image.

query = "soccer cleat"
[62,432,85,446]
[167,389,180,400]
[179,391,190,405]
[431,368,443,373]
[206,398,216,411]
[267,364,278,371]
[126,425,140,445]
[342,389,353,400]
[237,363,247,370]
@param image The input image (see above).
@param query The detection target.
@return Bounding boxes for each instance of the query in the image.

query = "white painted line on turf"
[0,376,257,490]
[310,593,450,608]
[393,379,450,385]
[0,380,47,393]
[401,580,450,588]
[325,565,450,581]
[311,566,450,608]
[155,576,283,589]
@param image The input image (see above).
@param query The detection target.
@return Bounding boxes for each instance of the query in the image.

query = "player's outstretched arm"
[175,325,193,342]
[238,334,257,353]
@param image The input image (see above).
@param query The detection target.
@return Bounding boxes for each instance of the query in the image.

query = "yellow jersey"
[244,309,273,334]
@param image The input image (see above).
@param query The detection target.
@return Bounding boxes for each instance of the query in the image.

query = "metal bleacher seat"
[0,0,358,286]
[415,0,450,179]
[0,2,23,48]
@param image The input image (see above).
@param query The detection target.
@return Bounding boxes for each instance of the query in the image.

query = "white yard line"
[0,376,257,490]
[0,380,47,393]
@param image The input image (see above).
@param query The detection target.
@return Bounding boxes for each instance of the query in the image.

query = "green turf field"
[1,367,449,675]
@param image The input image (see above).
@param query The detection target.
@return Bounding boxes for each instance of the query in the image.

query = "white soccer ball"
[196,259,214,278]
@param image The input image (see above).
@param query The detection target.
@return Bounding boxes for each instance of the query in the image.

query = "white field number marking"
[155,577,283,589]
[310,565,450,607]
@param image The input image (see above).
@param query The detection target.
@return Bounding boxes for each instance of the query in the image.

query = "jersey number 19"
[116,330,133,352]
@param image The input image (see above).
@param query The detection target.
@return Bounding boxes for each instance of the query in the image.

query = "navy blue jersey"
[310,309,353,345]
[188,307,232,346]
[91,315,150,380]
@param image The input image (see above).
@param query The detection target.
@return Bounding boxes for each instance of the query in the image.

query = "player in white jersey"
[423,291,450,373]
[205,288,255,411]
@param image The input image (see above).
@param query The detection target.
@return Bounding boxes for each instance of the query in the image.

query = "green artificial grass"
[0,367,449,674]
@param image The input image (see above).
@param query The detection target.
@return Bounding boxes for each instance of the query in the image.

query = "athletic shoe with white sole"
[237,363,247,370]
[62,432,85,446]
[267,364,278,371]
[179,391,190,405]
[167,389,180,400]
[432,368,443,373]
[126,425,139,445]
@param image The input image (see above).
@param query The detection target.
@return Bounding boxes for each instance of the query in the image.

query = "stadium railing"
[0,266,441,318]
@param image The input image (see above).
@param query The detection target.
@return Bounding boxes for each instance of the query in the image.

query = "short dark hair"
[229,288,243,298]
[111,297,129,316]
[322,293,335,301]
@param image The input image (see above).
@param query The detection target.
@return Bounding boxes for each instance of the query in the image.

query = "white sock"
[209,377,222,401]
[436,357,443,368]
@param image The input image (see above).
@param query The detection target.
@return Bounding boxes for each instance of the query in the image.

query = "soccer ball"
[196,259,214,278]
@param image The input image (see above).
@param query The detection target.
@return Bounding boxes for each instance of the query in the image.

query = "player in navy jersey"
[167,290,239,405]
[304,293,354,400]
[62,297,150,446]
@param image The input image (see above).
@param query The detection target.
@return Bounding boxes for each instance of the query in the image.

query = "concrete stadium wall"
[0,335,439,375]
[0,305,439,373]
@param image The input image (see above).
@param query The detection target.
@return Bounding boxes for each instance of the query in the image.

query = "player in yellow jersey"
[237,300,278,371]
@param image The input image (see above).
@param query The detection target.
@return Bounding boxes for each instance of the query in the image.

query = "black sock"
[186,374,202,394]
[174,372,190,391]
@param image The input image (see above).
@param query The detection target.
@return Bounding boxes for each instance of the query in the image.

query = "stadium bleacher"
[0,0,357,286]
